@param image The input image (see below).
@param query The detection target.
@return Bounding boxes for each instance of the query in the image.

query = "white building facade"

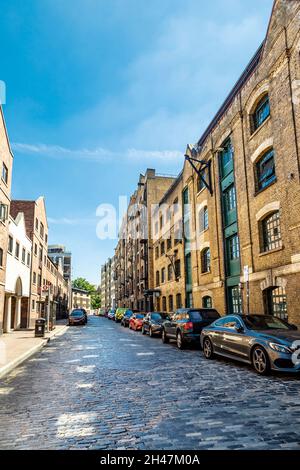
[3,212,31,332]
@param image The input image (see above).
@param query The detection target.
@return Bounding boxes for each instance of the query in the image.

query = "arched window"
[156,270,160,286]
[168,295,173,312]
[202,248,211,273]
[176,293,182,309]
[161,267,166,283]
[261,211,282,252]
[256,148,276,191]
[264,286,287,321]
[197,169,207,192]
[199,206,209,232]
[162,296,167,312]
[252,94,270,132]
[202,296,212,308]
[168,264,173,281]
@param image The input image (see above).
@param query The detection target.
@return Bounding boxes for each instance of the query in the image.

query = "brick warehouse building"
[152,0,300,325]
[114,169,176,312]
[10,197,71,328]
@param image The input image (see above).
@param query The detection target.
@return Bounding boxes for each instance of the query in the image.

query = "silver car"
[201,314,300,375]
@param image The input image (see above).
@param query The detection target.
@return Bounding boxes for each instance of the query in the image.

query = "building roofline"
[0,106,14,158]
[197,42,264,148]
[159,170,183,206]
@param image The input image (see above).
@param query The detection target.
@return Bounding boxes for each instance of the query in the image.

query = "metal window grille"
[253,95,270,130]
[270,287,287,321]
[228,235,240,260]
[202,248,211,273]
[202,296,212,308]
[226,185,236,211]
[263,211,281,252]
[257,149,275,190]
[230,286,242,314]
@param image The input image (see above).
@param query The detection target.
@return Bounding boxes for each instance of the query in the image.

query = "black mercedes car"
[142,312,170,337]
[201,314,300,375]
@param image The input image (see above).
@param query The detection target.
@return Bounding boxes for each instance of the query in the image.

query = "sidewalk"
[0,321,68,379]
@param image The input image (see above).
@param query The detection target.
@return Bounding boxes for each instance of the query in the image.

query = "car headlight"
[269,342,292,354]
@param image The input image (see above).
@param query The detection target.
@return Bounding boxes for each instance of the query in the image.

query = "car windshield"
[136,314,144,319]
[189,310,219,321]
[151,313,167,320]
[71,311,83,317]
[242,315,293,331]
[125,312,132,317]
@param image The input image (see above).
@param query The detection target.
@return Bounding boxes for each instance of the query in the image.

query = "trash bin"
[35,318,46,337]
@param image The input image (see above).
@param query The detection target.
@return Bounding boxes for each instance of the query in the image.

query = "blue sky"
[0,0,274,285]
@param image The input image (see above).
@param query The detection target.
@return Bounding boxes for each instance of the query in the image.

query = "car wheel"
[162,329,169,343]
[176,332,185,349]
[142,326,146,335]
[203,337,214,359]
[252,346,270,375]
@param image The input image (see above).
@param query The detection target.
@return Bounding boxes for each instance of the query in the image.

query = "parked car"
[79,308,88,324]
[129,313,145,331]
[121,310,134,327]
[142,312,170,337]
[162,308,220,349]
[98,308,107,317]
[201,314,300,375]
[115,308,133,323]
[107,309,116,320]
[68,309,86,326]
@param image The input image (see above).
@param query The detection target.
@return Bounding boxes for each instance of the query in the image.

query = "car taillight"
[184,321,193,330]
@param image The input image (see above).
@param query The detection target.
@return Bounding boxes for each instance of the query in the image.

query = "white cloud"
[48,217,96,226]
[12,142,183,165]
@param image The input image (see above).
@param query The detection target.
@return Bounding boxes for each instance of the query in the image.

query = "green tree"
[91,294,101,310]
[72,277,96,294]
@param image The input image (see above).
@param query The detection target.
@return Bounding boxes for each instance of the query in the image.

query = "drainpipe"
[210,134,225,312]
[239,92,255,272]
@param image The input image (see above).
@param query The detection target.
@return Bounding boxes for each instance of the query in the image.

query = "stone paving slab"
[0,316,299,450]
[0,321,68,379]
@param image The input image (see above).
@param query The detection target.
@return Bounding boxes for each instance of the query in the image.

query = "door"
[222,317,249,359]
[10,297,16,330]
[164,312,178,337]
[208,318,227,353]
[21,298,29,329]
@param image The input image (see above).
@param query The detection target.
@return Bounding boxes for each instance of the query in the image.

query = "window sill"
[254,177,277,196]
[259,245,283,257]
[249,115,271,141]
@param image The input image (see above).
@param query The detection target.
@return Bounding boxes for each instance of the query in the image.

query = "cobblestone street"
[0,316,300,450]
